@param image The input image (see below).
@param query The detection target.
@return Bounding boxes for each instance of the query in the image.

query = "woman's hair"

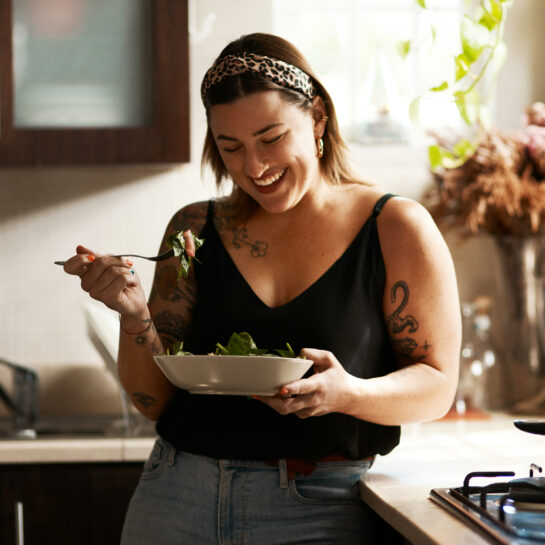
[201,33,362,208]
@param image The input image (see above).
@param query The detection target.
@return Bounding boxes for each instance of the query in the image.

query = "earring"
[316,137,324,158]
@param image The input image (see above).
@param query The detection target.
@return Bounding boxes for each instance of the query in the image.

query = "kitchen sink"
[0,414,156,440]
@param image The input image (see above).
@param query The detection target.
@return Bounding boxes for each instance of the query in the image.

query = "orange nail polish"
[87,254,96,262]
[251,395,261,400]
[279,387,289,395]
[126,260,134,266]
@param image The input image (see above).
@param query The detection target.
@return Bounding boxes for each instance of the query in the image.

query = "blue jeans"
[121,437,385,545]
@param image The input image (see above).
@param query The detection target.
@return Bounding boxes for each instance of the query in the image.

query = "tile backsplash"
[0,164,212,416]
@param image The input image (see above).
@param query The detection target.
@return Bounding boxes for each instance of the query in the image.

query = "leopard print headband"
[201,52,316,104]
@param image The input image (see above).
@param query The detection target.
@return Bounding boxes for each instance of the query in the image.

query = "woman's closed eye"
[262,132,286,145]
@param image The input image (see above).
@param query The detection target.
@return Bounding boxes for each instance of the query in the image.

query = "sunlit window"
[273,0,465,146]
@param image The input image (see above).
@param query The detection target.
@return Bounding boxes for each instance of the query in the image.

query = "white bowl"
[153,355,313,395]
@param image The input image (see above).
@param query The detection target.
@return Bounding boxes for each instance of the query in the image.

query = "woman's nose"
[244,150,268,179]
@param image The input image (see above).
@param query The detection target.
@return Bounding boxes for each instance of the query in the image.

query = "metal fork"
[54,249,174,266]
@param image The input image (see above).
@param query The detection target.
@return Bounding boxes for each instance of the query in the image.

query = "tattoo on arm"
[132,392,156,410]
[153,265,197,303]
[154,310,188,344]
[385,280,431,362]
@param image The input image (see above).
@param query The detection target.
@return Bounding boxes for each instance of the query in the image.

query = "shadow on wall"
[0,165,179,225]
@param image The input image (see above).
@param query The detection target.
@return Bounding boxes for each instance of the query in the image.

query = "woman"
[64,33,461,544]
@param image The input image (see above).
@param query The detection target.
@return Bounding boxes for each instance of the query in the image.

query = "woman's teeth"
[253,169,286,186]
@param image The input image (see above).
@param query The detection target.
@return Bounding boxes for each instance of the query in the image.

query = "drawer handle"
[15,501,24,545]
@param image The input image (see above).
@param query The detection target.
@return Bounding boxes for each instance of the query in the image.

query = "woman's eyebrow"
[216,123,286,141]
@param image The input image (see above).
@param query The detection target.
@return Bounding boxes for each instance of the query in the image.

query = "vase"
[492,235,545,411]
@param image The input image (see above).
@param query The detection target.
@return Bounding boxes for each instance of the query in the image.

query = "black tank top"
[156,193,400,460]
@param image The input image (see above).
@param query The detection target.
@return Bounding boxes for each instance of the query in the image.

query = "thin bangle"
[120,305,153,336]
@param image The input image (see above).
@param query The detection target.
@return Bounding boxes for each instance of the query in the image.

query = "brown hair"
[201,33,363,207]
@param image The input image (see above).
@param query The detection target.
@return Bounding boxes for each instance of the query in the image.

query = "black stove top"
[431,467,545,544]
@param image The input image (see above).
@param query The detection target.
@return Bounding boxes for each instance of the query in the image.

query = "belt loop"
[278,458,289,489]
[167,445,176,466]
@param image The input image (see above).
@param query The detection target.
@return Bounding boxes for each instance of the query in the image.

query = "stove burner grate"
[431,467,545,544]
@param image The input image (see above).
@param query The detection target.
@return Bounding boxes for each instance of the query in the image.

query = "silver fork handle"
[15,501,24,545]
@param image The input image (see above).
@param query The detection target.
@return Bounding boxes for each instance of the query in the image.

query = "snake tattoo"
[385,281,419,335]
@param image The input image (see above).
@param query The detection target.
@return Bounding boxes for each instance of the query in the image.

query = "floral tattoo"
[232,226,268,257]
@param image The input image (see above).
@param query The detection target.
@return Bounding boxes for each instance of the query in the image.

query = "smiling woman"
[61,31,461,545]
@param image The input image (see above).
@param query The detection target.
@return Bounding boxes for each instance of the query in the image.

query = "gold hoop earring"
[316,137,324,158]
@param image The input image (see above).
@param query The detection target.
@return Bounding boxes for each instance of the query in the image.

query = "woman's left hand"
[256,348,359,418]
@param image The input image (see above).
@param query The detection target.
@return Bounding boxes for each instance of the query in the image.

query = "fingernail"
[279,387,289,395]
[251,395,261,400]
[130,269,135,275]
[87,254,96,262]
[126,260,134,266]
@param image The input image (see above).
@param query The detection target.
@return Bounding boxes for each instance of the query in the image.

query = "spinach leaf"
[165,230,205,279]
[167,332,302,359]
[167,341,193,356]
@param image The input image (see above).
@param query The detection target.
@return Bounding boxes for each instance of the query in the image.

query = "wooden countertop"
[359,413,545,545]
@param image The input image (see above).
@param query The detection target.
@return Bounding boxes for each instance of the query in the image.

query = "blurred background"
[1,0,544,419]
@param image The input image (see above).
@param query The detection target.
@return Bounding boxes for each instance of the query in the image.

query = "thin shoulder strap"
[372,193,397,217]
[207,199,215,221]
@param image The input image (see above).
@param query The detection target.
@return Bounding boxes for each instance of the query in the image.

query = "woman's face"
[208,91,325,214]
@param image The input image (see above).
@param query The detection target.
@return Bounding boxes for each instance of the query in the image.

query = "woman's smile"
[252,167,288,191]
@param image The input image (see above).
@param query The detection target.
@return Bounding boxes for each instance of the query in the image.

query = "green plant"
[408,0,514,169]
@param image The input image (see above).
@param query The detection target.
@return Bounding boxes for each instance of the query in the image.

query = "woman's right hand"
[63,245,148,318]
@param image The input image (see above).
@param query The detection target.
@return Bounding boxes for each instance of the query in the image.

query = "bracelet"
[119,305,153,336]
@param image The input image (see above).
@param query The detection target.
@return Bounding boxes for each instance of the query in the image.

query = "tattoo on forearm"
[154,310,188,344]
[132,392,156,409]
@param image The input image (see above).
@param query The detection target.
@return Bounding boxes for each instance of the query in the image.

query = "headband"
[201,52,316,104]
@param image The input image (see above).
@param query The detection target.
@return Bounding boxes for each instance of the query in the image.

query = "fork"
[54,249,174,266]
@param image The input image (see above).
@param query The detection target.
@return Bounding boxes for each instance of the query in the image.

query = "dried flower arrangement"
[426,102,545,237]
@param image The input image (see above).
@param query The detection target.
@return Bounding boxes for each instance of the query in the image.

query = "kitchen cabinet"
[0,0,189,165]
[0,462,143,545]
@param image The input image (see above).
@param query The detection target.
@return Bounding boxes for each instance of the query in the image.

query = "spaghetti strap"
[372,193,397,217]
[206,199,215,221]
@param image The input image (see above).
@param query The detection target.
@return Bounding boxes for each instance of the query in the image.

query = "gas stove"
[431,464,545,544]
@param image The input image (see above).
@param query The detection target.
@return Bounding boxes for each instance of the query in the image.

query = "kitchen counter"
[0,435,156,464]
[359,413,545,545]
[2,413,543,544]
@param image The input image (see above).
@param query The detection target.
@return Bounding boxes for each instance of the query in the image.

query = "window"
[274,0,465,146]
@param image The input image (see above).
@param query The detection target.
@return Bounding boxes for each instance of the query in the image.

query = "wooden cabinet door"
[0,0,189,165]
[0,463,143,545]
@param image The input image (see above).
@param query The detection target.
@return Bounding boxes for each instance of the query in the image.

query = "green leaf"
[428,145,444,170]
[488,0,504,20]
[396,40,411,59]
[275,343,297,358]
[455,92,472,125]
[408,97,421,125]
[454,54,471,81]
[428,144,466,170]
[461,15,489,63]
[430,81,449,92]
[169,341,193,356]
[452,138,475,159]
[165,230,205,279]
[479,0,503,31]
[415,0,426,7]
[213,332,301,358]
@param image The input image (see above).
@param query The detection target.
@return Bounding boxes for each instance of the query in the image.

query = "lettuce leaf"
[165,230,205,279]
